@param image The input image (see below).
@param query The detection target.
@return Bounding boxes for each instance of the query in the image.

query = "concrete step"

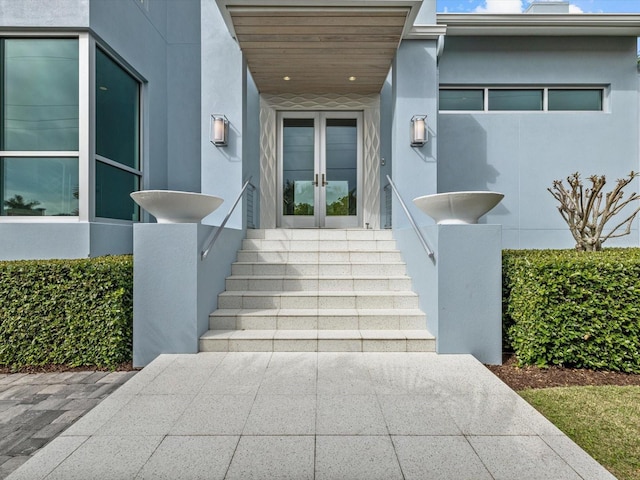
[246,229,394,241]
[199,329,436,353]
[231,262,408,276]
[209,308,427,330]
[217,290,420,310]
[241,239,398,251]
[201,228,433,355]
[237,250,403,263]
[225,275,413,292]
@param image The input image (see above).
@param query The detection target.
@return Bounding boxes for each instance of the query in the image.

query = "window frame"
[0,32,145,224]
[439,86,609,113]
[92,43,143,223]
[0,32,84,223]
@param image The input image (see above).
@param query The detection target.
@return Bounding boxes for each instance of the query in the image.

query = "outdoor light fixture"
[410,115,428,147]
[210,114,228,146]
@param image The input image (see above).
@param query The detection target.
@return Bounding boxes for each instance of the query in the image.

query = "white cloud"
[474,0,584,13]
[475,0,523,13]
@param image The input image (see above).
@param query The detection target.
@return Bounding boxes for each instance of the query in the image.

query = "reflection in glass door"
[278,112,362,228]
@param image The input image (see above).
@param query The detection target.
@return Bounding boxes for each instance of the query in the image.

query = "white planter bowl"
[413,191,504,225]
[130,190,224,224]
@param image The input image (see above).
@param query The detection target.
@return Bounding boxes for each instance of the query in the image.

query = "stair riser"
[242,239,398,251]
[217,294,420,310]
[210,315,426,330]
[231,263,408,276]
[225,278,413,292]
[199,338,436,353]
[236,251,403,263]
[246,229,394,241]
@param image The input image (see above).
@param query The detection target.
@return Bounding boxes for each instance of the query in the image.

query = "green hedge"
[503,249,640,373]
[0,256,133,369]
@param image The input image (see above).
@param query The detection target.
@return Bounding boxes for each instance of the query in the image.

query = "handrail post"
[201,176,254,260]
[385,175,435,260]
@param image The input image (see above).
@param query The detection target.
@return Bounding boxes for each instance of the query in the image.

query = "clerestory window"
[439,87,606,112]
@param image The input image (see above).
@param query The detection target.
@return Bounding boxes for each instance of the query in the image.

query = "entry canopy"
[216,0,423,94]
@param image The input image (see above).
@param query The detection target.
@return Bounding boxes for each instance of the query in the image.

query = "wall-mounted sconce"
[210,114,228,146]
[410,115,428,147]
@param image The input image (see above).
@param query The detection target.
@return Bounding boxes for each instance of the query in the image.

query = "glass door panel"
[324,118,358,227]
[281,117,317,227]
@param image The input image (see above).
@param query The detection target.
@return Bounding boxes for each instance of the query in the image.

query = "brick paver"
[0,370,136,479]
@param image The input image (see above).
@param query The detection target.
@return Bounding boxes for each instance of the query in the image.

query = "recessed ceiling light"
[348,76,357,82]
[283,76,291,81]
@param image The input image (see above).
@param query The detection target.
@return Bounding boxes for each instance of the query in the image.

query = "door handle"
[313,174,318,187]
[322,174,328,187]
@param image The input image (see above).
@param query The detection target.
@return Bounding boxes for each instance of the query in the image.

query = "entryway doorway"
[277,111,363,228]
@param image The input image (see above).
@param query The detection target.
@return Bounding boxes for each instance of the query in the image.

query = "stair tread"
[227,274,411,279]
[210,308,426,317]
[219,290,418,296]
[233,261,407,265]
[201,329,435,340]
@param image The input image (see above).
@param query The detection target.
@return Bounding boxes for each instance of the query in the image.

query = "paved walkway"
[7,353,615,480]
[0,370,136,479]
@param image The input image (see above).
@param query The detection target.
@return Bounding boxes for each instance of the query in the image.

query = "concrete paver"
[6,353,617,479]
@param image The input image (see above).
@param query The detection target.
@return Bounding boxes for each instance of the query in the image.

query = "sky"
[437,0,640,13]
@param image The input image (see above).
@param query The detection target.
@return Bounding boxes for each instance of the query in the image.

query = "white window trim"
[80,32,91,222]
[0,151,79,157]
[439,86,609,113]
[0,33,84,223]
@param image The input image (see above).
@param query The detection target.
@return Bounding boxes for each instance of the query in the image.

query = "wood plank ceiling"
[227,6,410,94]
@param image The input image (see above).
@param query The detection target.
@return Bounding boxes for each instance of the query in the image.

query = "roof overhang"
[216,0,423,94]
[436,13,640,36]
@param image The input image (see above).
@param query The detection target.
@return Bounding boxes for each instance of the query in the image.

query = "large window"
[440,87,606,112]
[95,48,141,221]
[0,38,79,217]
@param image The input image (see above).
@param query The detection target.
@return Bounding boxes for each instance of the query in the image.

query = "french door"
[278,111,362,228]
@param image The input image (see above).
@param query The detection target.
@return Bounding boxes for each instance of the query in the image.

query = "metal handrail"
[201,176,255,260]
[385,175,435,260]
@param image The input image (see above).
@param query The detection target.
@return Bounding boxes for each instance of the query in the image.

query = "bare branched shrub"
[548,172,640,251]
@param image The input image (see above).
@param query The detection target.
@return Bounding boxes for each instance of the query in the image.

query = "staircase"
[199,229,435,352]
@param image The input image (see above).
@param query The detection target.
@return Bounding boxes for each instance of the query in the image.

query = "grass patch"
[519,386,640,480]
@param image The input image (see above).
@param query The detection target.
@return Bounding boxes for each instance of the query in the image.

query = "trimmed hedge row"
[0,256,133,369]
[503,249,640,373]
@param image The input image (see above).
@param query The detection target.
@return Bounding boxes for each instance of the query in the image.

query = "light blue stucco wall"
[392,39,439,229]
[90,0,200,194]
[166,0,202,193]
[391,38,439,308]
[438,36,640,249]
[200,0,244,229]
[133,223,243,367]
[394,224,502,365]
[0,0,89,26]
